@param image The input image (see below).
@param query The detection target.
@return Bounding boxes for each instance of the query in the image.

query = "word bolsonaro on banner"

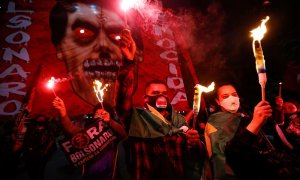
[59,121,116,167]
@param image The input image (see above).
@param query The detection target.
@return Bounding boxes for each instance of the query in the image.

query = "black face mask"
[146,94,169,110]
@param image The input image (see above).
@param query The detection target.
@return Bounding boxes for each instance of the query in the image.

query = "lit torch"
[47,77,57,97]
[93,80,110,108]
[192,82,215,129]
[250,16,270,101]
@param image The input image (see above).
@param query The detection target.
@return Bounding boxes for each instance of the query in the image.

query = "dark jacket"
[225,116,300,180]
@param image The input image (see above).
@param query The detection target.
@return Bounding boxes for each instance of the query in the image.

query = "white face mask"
[219,96,240,113]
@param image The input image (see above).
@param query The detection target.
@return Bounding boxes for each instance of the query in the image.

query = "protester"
[205,83,300,179]
[49,2,206,179]
[273,96,300,152]
[127,79,207,180]
[12,115,56,180]
[203,83,300,179]
[53,97,128,180]
[204,83,244,179]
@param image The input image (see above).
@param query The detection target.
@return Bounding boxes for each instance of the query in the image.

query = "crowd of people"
[1,80,299,180]
[0,0,300,180]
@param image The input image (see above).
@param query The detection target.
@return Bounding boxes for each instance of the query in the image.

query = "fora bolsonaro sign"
[59,120,116,167]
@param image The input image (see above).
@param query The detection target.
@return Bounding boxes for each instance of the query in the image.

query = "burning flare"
[193,82,215,112]
[196,82,215,93]
[250,16,269,42]
[192,82,215,127]
[47,77,57,97]
[47,77,55,89]
[93,80,110,106]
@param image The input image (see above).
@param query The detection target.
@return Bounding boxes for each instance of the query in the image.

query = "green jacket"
[128,106,187,138]
[205,111,241,179]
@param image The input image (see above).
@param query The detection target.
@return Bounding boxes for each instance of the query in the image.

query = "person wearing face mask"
[205,83,300,179]
[205,82,289,179]
[127,80,206,180]
[204,83,243,179]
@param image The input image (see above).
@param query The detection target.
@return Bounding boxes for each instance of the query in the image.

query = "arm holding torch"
[185,93,204,149]
[246,101,273,135]
[249,42,272,134]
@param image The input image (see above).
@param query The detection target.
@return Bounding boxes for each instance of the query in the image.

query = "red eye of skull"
[108,34,122,43]
[74,27,95,39]
[115,36,121,41]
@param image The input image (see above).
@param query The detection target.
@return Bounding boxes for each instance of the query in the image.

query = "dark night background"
[164,0,300,108]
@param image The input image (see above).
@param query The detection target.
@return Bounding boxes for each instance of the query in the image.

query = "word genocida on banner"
[59,120,117,167]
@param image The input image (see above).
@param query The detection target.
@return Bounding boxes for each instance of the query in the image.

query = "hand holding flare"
[250,16,270,101]
[192,82,215,129]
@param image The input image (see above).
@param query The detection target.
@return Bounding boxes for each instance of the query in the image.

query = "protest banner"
[59,120,116,167]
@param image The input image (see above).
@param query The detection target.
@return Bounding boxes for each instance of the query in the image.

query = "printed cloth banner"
[59,121,117,167]
[0,0,193,121]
